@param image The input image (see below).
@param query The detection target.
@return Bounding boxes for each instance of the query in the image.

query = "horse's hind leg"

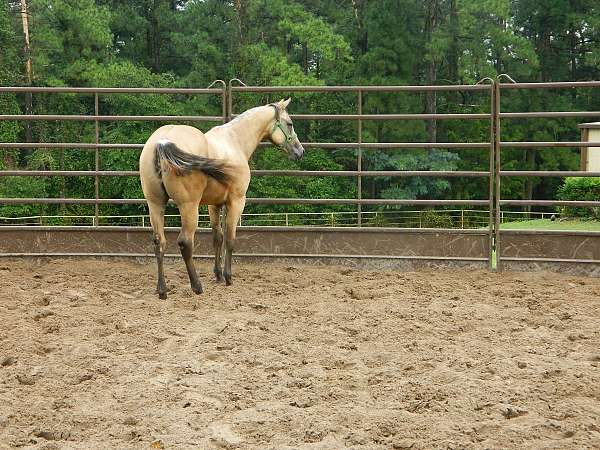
[223,196,246,286]
[148,200,168,299]
[178,201,203,294]
[209,205,224,281]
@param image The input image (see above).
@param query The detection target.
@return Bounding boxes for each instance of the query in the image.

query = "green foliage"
[1,0,600,222]
[29,0,112,84]
[558,177,600,218]
[420,210,455,228]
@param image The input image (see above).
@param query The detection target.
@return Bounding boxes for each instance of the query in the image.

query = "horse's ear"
[282,98,291,108]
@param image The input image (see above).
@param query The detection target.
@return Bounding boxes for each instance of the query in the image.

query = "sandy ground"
[0,258,599,450]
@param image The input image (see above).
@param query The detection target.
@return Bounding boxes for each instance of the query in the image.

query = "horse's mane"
[217,106,264,128]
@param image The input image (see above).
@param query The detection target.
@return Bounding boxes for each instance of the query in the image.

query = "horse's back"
[147,125,209,155]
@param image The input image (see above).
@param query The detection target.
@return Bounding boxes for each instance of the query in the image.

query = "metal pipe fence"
[1,209,508,228]
[1,81,599,268]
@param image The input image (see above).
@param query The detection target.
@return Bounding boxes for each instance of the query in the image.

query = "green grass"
[500,219,600,231]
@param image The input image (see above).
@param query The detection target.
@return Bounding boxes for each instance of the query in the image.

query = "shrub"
[421,210,454,228]
[557,177,600,219]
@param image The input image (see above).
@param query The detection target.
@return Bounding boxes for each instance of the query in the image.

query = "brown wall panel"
[500,231,600,261]
[0,227,489,260]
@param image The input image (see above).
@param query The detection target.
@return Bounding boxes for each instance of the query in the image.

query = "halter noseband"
[269,104,297,147]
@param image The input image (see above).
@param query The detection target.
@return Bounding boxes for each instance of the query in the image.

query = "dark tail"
[155,139,229,184]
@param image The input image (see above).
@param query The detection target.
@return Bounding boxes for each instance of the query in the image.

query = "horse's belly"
[199,180,228,205]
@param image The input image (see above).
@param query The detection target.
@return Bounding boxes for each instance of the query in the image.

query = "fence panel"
[496,81,600,272]
[1,81,599,273]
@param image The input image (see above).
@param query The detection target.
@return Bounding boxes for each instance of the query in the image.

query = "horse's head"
[268,98,304,160]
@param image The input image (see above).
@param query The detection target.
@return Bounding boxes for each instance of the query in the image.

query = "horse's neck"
[221,106,272,160]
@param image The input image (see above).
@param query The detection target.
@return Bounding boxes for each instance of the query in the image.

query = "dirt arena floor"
[0,258,599,449]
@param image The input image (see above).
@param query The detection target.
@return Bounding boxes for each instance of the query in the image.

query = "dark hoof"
[225,275,233,286]
[192,284,203,295]
[214,267,224,282]
[157,283,168,300]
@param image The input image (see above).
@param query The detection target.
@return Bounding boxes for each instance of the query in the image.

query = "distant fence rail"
[1,80,600,271]
[0,209,559,228]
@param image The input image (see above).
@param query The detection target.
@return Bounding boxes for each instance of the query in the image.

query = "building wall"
[588,128,600,171]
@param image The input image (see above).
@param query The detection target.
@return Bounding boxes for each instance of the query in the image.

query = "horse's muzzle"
[291,143,305,160]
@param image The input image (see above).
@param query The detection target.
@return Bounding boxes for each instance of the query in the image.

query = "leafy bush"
[557,177,600,218]
[421,210,454,228]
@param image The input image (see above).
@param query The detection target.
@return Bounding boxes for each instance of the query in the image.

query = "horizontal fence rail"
[4,141,600,149]
[0,198,491,206]
[0,114,223,122]
[501,171,600,177]
[232,113,491,120]
[1,81,599,272]
[0,170,491,177]
[499,81,600,89]
[0,209,552,228]
[230,85,491,92]
[0,87,224,94]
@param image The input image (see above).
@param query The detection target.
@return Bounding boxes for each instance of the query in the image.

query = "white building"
[579,122,600,171]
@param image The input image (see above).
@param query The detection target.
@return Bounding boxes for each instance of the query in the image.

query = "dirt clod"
[499,403,528,419]
[149,439,164,449]
[16,374,35,386]
[208,422,241,448]
[33,430,70,441]
[0,356,16,367]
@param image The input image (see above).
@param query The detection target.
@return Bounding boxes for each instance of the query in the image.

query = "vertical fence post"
[222,84,228,124]
[493,80,502,271]
[94,92,100,227]
[487,81,496,270]
[357,90,363,227]
[461,209,464,229]
[227,82,234,124]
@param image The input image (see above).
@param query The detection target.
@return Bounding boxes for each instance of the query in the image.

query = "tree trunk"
[538,29,551,82]
[352,0,368,54]
[425,0,438,145]
[448,0,459,83]
[233,0,247,75]
[20,0,33,143]
[150,0,161,72]
[569,25,578,101]
[234,0,247,45]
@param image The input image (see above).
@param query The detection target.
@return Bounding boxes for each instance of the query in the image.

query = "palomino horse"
[139,98,304,299]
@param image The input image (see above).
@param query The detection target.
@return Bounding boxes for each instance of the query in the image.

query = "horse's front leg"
[178,201,203,295]
[208,205,224,282]
[223,196,245,286]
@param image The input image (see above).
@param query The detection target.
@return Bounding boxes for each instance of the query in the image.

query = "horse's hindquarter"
[142,125,210,205]
[141,124,250,207]
[139,125,179,203]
